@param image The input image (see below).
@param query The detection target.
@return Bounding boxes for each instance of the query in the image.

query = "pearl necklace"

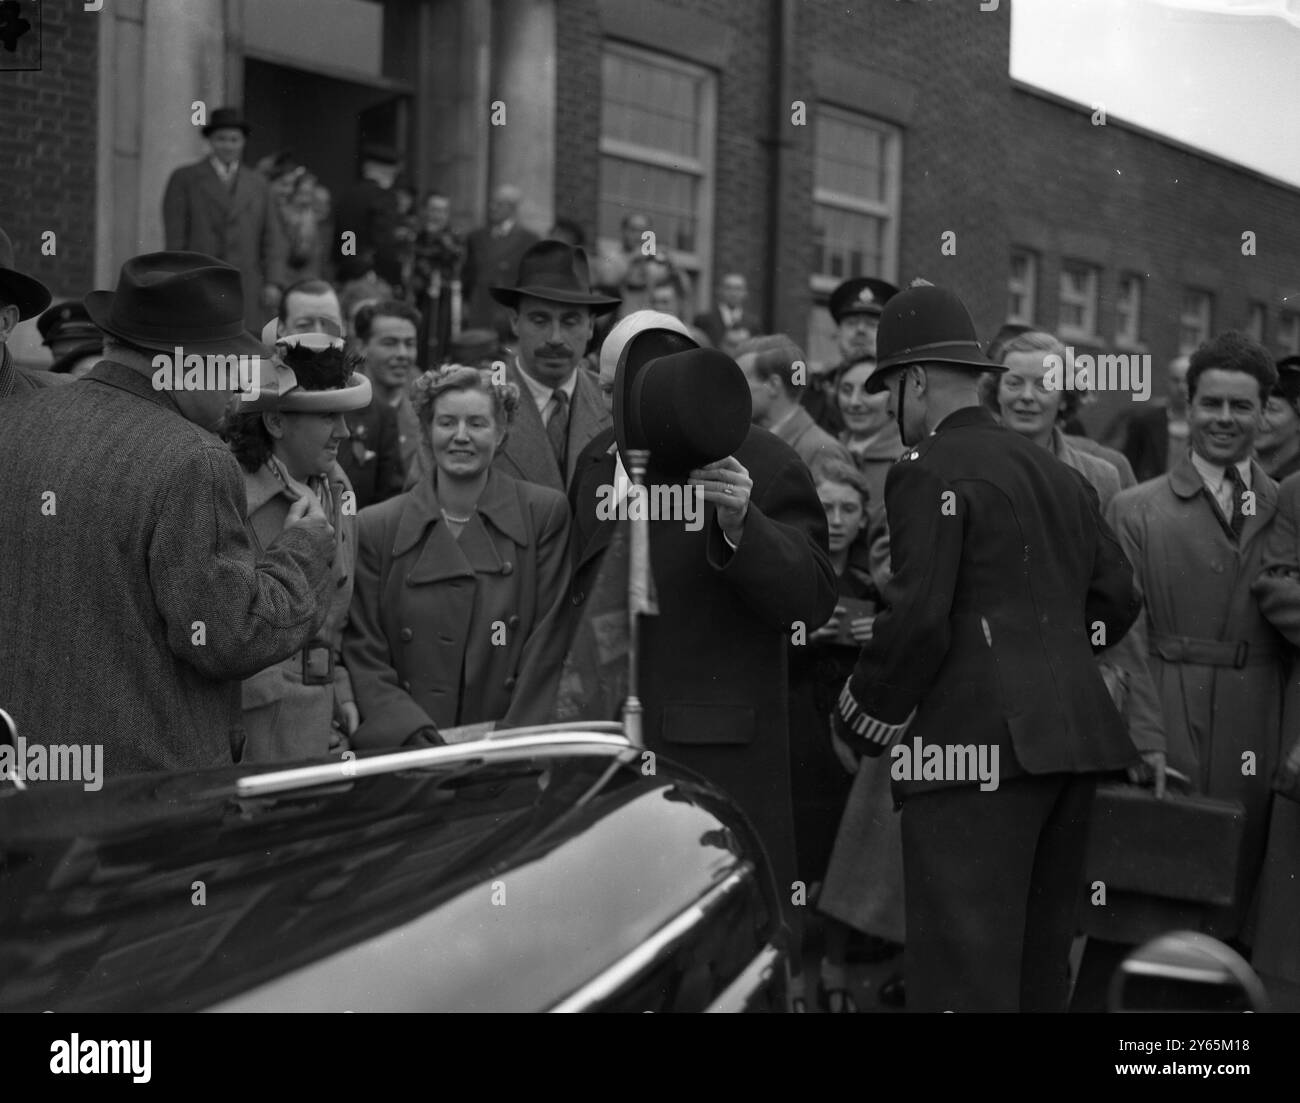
[441,508,475,524]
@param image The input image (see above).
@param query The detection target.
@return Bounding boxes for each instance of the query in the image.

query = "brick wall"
[555,0,1013,348]
[0,0,98,304]
[1007,84,1300,365]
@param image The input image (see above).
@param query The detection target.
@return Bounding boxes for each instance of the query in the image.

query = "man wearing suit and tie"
[488,241,619,496]
[162,107,288,332]
[694,273,761,348]
[831,285,1141,1012]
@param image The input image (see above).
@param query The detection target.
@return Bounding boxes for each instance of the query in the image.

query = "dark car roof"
[0,731,774,1012]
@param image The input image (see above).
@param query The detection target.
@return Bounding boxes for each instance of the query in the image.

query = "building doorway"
[242,58,411,221]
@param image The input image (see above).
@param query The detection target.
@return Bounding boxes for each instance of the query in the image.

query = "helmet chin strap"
[895,370,908,443]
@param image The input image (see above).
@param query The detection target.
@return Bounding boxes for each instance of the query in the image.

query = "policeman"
[802,276,898,434]
[36,301,103,378]
[830,284,1140,1012]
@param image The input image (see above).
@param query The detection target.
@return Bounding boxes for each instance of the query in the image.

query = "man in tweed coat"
[0,253,336,777]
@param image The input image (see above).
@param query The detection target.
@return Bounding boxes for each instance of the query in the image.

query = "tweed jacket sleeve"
[147,443,336,680]
[705,451,838,633]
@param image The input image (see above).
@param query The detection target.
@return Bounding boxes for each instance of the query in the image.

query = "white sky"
[1010,0,1300,187]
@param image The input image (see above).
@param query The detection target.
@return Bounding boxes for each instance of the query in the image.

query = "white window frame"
[1114,272,1143,347]
[1058,260,1100,342]
[808,105,902,298]
[1179,288,1213,354]
[1278,311,1300,357]
[1007,248,1038,325]
[1246,301,1266,345]
[597,42,716,315]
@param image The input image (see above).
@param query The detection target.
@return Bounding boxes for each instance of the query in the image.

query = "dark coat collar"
[392,467,529,559]
[932,404,997,435]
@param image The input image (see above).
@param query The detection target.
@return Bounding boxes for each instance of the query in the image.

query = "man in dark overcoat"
[831,285,1141,1012]
[162,107,288,331]
[561,314,838,912]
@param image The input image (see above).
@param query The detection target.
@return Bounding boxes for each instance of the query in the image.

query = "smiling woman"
[219,334,373,765]
[343,366,572,745]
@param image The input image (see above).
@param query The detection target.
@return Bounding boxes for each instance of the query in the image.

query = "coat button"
[504,676,517,690]
[501,560,514,575]
[508,614,520,629]
[571,590,585,605]
[399,627,413,642]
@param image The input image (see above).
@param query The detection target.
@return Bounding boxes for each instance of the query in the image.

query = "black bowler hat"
[84,252,265,357]
[615,340,751,477]
[201,107,250,137]
[37,301,100,347]
[865,284,999,394]
[829,277,899,324]
[0,226,52,321]
[360,143,400,166]
[491,241,621,314]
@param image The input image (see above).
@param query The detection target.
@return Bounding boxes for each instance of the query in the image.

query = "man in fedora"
[803,276,899,435]
[549,310,837,963]
[163,106,288,332]
[0,252,336,776]
[489,240,620,495]
[829,284,1140,1012]
[0,225,66,400]
[335,144,405,290]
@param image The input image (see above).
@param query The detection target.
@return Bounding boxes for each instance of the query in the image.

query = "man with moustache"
[1108,331,1285,946]
[803,277,898,435]
[353,299,425,487]
[0,252,335,775]
[271,281,406,509]
[489,240,619,495]
[831,284,1140,1012]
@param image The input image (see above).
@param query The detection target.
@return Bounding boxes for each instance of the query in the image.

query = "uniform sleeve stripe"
[835,680,915,750]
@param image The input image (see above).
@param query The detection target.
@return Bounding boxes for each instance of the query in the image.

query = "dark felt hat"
[1274,355,1300,409]
[865,284,998,394]
[615,339,751,477]
[447,327,501,365]
[491,241,621,314]
[202,106,250,137]
[829,277,899,324]
[84,251,264,357]
[0,226,52,321]
[37,301,100,347]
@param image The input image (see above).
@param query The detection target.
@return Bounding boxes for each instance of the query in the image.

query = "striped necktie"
[1226,464,1247,540]
[547,389,569,471]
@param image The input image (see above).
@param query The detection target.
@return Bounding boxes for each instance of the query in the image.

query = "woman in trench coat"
[222,333,371,763]
[344,365,571,746]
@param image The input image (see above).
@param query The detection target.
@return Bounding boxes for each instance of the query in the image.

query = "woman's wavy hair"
[410,365,520,438]
[220,342,361,474]
[979,327,1078,424]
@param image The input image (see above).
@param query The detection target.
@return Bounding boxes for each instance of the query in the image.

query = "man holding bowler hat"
[830,284,1141,1011]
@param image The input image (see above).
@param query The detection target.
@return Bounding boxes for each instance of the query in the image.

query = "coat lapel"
[566,370,611,487]
[499,361,562,491]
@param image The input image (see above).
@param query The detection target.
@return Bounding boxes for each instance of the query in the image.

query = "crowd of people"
[1,105,1299,1015]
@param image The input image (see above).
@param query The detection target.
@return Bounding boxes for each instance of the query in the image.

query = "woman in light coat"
[344,366,570,746]
[221,332,370,762]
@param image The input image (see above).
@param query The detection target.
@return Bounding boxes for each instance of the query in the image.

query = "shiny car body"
[0,724,787,1012]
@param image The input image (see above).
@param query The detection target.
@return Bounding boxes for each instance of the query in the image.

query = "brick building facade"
[2,0,1297,385]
